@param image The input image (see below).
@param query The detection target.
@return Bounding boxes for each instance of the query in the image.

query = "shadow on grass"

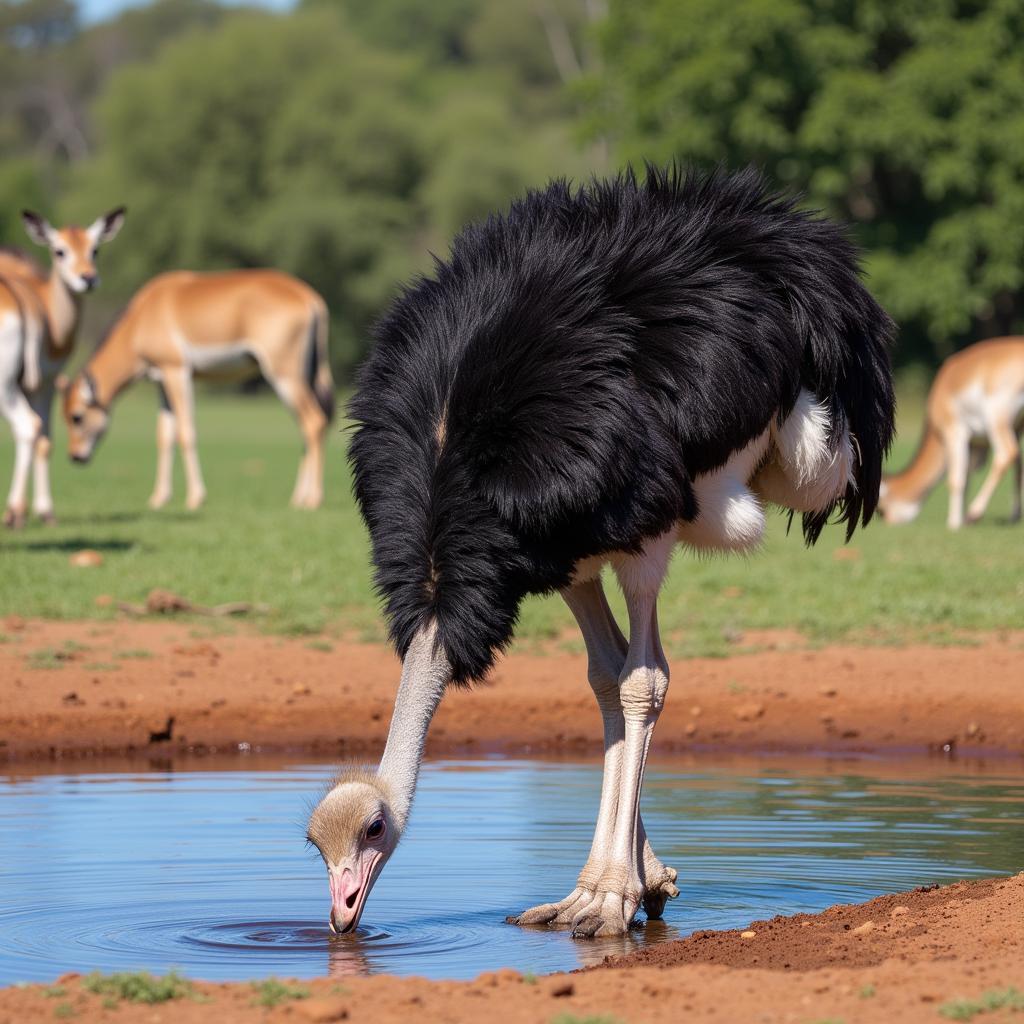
[13,537,136,553]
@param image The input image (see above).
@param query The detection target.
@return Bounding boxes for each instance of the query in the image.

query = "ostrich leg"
[509,572,678,928]
[570,541,672,937]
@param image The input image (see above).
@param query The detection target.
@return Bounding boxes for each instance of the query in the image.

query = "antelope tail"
[307,301,334,423]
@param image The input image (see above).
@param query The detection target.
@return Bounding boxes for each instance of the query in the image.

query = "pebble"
[733,703,765,722]
[546,979,574,998]
[818,685,838,697]
[297,998,348,1022]
[684,722,697,736]
[966,721,981,737]
[851,920,875,935]
[292,684,312,696]
[740,930,756,939]
[891,906,910,917]
[69,549,103,568]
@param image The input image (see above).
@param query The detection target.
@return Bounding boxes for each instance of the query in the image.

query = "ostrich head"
[307,769,401,934]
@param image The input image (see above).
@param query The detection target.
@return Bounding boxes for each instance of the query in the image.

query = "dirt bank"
[1,874,1021,1023]
[1,618,1022,762]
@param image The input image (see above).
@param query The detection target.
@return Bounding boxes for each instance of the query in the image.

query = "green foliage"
[250,978,310,1008]
[81,970,193,1004]
[551,1015,623,1024]
[588,0,1024,363]
[939,988,1024,1021]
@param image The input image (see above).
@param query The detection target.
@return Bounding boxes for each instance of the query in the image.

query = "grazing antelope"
[62,269,334,510]
[0,208,125,527]
[879,337,1024,529]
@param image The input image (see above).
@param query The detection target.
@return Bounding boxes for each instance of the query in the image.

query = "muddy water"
[0,755,1021,983]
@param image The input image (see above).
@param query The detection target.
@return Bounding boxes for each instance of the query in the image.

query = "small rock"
[62,691,84,706]
[851,920,875,935]
[690,705,702,717]
[818,685,838,697]
[891,906,910,917]
[297,998,348,1022]
[740,930,756,939]
[69,549,103,568]
[733,702,764,722]
[684,722,697,736]
[965,722,981,738]
[293,684,312,696]
[546,979,574,998]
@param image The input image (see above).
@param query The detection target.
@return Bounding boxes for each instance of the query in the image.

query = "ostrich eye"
[71,413,83,426]
[366,818,385,841]
[55,248,66,258]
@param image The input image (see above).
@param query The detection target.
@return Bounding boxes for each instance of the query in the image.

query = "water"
[1,754,1021,983]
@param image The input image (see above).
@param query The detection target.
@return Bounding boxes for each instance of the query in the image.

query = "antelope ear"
[90,207,126,244]
[54,373,70,394]
[21,210,52,247]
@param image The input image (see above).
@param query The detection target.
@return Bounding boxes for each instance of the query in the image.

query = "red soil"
[1,617,1021,762]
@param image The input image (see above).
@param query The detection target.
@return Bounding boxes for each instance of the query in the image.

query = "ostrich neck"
[378,624,451,832]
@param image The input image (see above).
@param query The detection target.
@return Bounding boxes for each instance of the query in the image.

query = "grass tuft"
[42,986,67,999]
[53,1004,76,1019]
[82,970,193,1004]
[939,988,1024,1021]
[551,1016,623,1024]
[250,978,310,1008]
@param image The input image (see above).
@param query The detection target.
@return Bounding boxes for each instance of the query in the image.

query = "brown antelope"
[879,337,1024,529]
[62,269,334,510]
[0,208,125,527]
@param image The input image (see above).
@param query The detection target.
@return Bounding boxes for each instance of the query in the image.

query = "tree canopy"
[2,0,1023,369]
[587,0,1024,361]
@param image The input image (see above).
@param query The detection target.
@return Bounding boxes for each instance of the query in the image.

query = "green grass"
[81,970,195,1004]
[52,1003,75,1019]
[1,382,1022,654]
[939,988,1024,1020]
[551,1016,623,1024]
[250,978,310,1007]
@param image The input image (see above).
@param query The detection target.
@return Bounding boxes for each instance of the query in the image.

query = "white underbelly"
[182,340,259,382]
[570,388,852,583]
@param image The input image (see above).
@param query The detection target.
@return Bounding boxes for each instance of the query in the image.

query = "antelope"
[0,208,125,527]
[62,269,334,510]
[879,337,1024,529]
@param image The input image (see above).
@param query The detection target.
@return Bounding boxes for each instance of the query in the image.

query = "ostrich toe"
[506,885,595,927]
[570,887,642,938]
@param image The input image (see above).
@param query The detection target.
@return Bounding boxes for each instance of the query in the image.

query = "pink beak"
[328,851,381,934]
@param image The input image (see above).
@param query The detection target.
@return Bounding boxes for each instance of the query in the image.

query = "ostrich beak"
[328,850,383,935]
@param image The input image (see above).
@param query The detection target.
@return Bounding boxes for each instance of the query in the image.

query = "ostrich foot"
[641,863,680,920]
[509,866,678,934]
[569,883,642,938]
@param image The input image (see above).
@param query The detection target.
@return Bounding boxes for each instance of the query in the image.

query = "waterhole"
[1,754,1021,982]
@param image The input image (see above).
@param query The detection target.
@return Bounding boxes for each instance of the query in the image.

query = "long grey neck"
[378,624,451,832]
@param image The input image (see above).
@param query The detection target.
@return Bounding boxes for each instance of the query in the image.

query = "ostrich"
[307,166,895,938]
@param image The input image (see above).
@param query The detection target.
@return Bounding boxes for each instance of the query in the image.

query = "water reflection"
[0,754,1021,983]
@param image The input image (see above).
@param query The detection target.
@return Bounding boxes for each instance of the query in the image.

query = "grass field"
[1,380,1021,656]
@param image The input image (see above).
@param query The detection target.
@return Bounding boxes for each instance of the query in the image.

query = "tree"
[64,5,585,372]
[586,0,1024,362]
